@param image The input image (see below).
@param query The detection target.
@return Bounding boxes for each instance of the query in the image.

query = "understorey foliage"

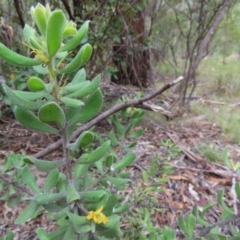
[0,2,239,240]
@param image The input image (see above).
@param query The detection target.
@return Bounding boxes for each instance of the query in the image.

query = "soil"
[0,83,239,239]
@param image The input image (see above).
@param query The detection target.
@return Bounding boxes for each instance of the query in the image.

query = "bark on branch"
[181,0,232,106]
[34,76,183,159]
[192,0,232,73]
[197,211,240,237]
[61,0,75,21]
[13,0,25,28]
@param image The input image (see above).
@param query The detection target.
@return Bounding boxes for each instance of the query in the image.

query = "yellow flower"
[9,73,15,80]
[86,206,108,224]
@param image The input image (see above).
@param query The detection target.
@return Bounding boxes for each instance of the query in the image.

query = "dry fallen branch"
[199,98,240,108]
[167,132,205,163]
[167,132,240,184]
[34,76,183,159]
[199,98,226,105]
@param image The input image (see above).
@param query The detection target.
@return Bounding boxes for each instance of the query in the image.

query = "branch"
[34,76,183,159]
[148,0,163,36]
[85,170,110,192]
[192,0,232,71]
[0,174,34,197]
[181,0,232,105]
[61,0,75,21]
[13,0,25,28]
[197,212,240,237]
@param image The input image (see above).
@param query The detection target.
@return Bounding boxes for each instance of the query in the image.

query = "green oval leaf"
[163,226,175,240]
[55,50,68,59]
[0,42,40,66]
[33,64,48,74]
[50,207,69,220]
[200,202,216,219]
[73,164,89,180]
[103,195,118,216]
[71,68,86,85]
[59,43,92,74]
[66,74,101,99]
[103,176,131,187]
[67,212,88,224]
[22,165,41,193]
[56,173,68,192]
[63,224,74,240]
[79,190,106,203]
[29,37,46,52]
[31,3,48,38]
[96,215,121,236]
[60,21,89,52]
[44,169,59,192]
[35,192,66,204]
[68,88,103,129]
[63,81,90,94]
[36,228,49,240]
[186,214,195,238]
[15,202,39,224]
[39,102,66,128]
[114,204,129,214]
[35,159,65,171]
[13,90,47,100]
[47,10,66,57]
[27,77,46,91]
[65,106,79,122]
[63,27,78,39]
[23,24,36,43]
[105,155,115,168]
[217,190,234,217]
[47,225,68,239]
[3,84,46,110]
[178,215,187,234]
[77,131,95,147]
[23,156,64,171]
[235,183,240,200]
[77,140,110,164]
[14,107,58,134]
[68,131,94,152]
[67,183,80,203]
[113,153,136,172]
[61,97,84,108]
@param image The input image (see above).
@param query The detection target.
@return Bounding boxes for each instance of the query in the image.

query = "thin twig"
[231,172,238,215]
[197,212,240,237]
[84,170,110,192]
[0,174,34,197]
[76,202,88,215]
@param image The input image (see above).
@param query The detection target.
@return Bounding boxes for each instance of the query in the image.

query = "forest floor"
[0,76,240,239]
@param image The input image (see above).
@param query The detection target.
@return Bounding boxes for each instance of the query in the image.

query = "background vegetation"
[1,0,240,239]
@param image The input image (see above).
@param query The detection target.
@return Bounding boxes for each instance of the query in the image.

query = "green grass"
[197,54,240,97]
[191,100,240,143]
[191,54,240,143]
[153,53,240,143]
[197,143,223,162]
